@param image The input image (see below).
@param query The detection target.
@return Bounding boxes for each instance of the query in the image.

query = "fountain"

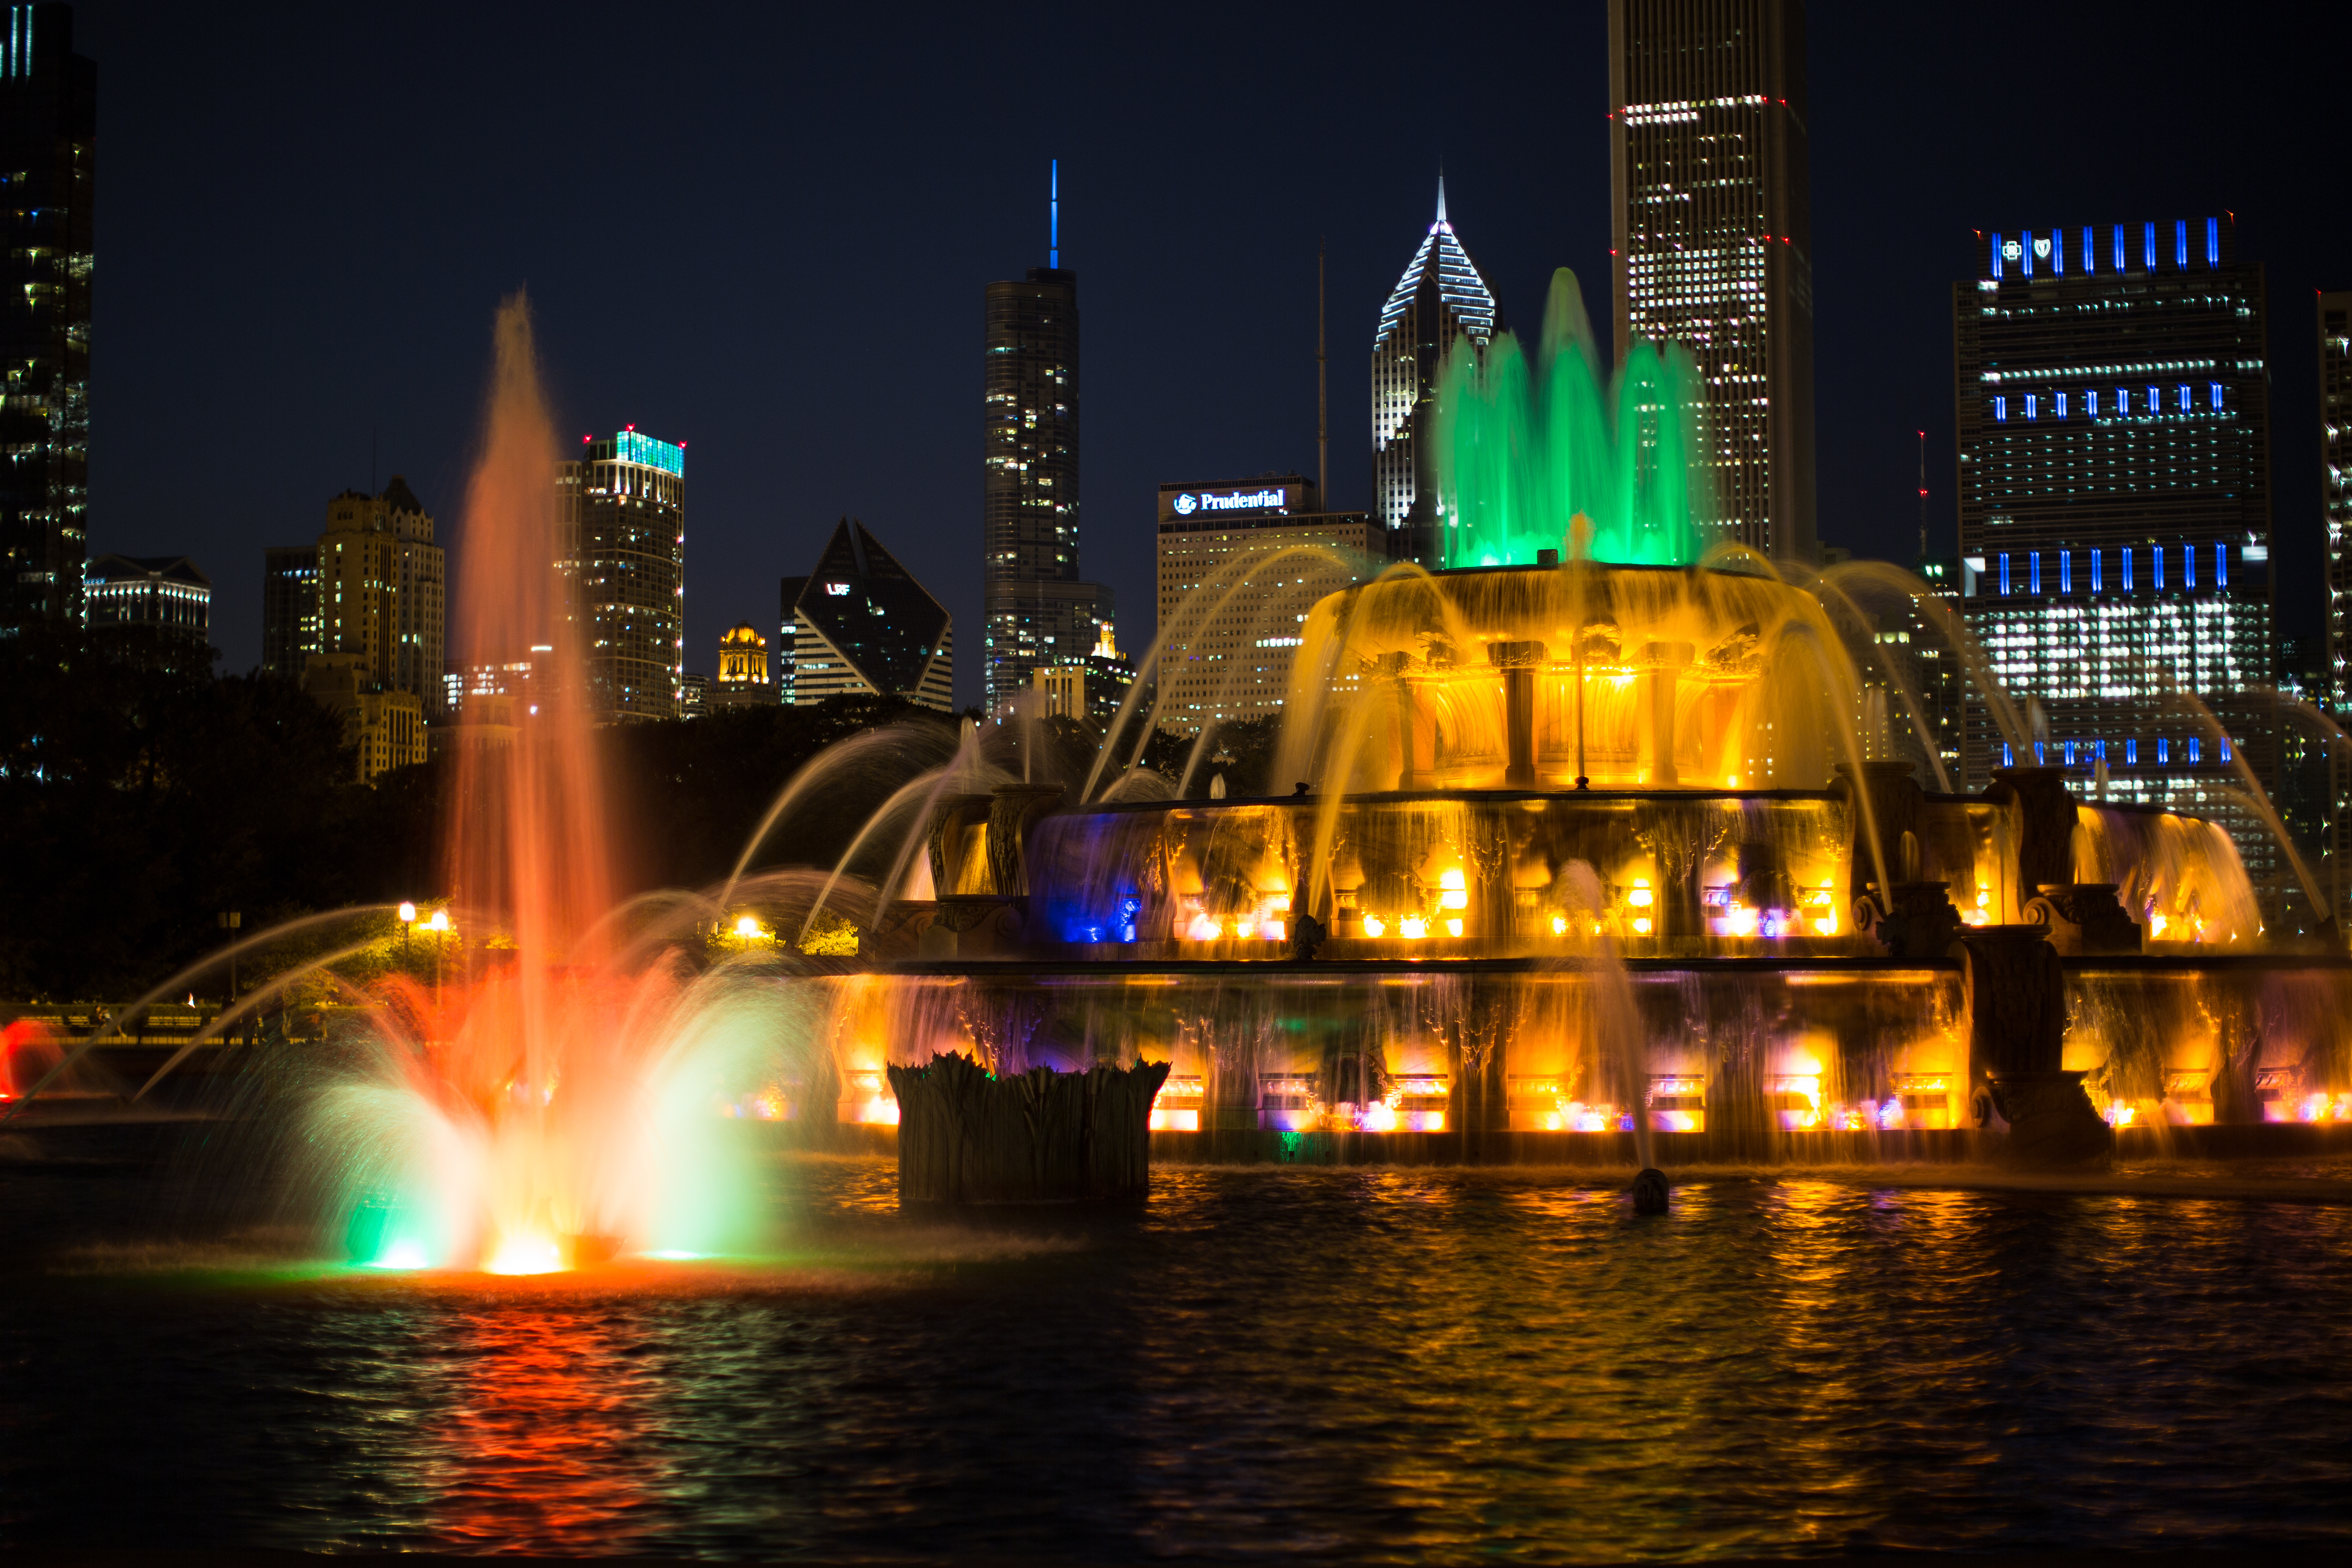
[818,271,2351,1169]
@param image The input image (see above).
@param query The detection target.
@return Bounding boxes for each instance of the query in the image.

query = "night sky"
[73,2,2348,708]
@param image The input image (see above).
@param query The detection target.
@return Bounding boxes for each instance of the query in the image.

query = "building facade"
[2322,291,2352,921]
[1608,0,1817,561]
[786,518,954,711]
[712,620,774,709]
[1954,215,2278,913]
[1156,475,1376,735]
[1029,619,1136,727]
[312,477,445,718]
[982,264,1111,713]
[303,657,425,783]
[1372,180,1499,569]
[84,552,208,670]
[261,543,319,680]
[558,429,685,722]
[0,2,93,631]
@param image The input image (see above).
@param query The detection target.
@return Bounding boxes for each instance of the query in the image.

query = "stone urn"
[1956,924,2110,1167]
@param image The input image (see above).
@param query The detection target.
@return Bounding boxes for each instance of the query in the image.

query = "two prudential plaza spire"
[981,3,1817,713]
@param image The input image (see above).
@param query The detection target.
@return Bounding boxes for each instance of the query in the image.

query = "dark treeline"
[2,626,1293,999]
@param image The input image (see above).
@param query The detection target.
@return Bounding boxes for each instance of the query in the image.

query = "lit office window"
[1999,554,2011,595]
[1995,396,2008,422]
[2216,543,2227,588]
[2153,546,2166,591]
[2091,548,2103,592]
[2060,550,2072,592]
[2123,548,2135,590]
[2127,738,2138,765]
[2030,552,2042,594]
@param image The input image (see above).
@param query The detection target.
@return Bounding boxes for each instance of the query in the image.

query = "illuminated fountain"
[820,271,2352,1163]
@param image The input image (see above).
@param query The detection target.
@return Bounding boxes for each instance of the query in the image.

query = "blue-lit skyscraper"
[1953,215,2277,911]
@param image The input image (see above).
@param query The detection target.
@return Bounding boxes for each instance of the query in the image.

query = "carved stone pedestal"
[1987,1070,2112,1167]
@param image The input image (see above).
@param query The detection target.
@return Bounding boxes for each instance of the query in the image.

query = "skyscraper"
[1371,179,1499,569]
[1954,216,2277,910]
[982,174,1112,716]
[2319,291,2352,918]
[557,428,686,722]
[309,478,445,717]
[261,544,320,680]
[712,621,773,710]
[787,518,953,711]
[1608,0,1817,561]
[1156,475,1375,734]
[0,2,94,630]
[84,553,208,671]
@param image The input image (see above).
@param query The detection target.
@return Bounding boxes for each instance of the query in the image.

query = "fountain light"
[1446,918,1464,937]
[1185,911,1221,942]
[484,1233,565,1275]
[1263,919,1287,941]
[1439,868,1469,909]
[1628,878,1654,908]
[1632,917,1653,935]
[1550,913,1568,935]
[1728,905,1759,937]
[1361,914,1387,938]
[1399,914,1428,939]
[1232,916,1258,940]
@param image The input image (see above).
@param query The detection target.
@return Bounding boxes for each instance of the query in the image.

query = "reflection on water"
[5,1150,2352,1562]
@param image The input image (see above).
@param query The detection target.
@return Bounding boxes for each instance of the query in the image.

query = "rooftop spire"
[1436,169,1447,225]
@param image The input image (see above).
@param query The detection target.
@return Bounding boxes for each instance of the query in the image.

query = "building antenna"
[1049,158,1059,268]
[1317,237,1328,504]
[1916,429,1928,561]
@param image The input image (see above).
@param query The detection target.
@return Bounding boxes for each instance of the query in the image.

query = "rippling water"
[4,1128,2350,1562]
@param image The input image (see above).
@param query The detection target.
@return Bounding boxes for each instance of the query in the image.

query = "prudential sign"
[1171,487,1288,517]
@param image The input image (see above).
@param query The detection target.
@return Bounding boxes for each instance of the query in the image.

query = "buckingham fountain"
[813,272,2348,1173]
[11,278,2352,1274]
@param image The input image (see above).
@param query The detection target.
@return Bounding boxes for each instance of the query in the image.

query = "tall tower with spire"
[1371,176,1500,569]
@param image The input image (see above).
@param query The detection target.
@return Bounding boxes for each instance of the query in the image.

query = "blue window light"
[2216,543,2227,587]
[1995,395,2008,421]
[2147,384,2161,413]
[2060,550,2072,592]
[2091,548,2103,590]
[2052,231,2063,274]
[2158,737,2170,765]
[2096,739,2107,762]
[2083,226,2095,272]
[2030,552,2042,593]
[1998,553,2012,594]
[2176,219,2188,269]
[1991,233,2005,278]
[2003,742,2016,767]
[2114,224,2125,271]
[2207,216,2219,266]
[2026,394,2039,420]
[2154,546,2165,590]
[2023,231,2035,276]
[2056,392,2069,417]
[2123,548,2135,590]
[2178,384,2192,413]
[2064,740,2077,765]
[2034,742,2047,765]
[2118,388,2130,414]
[2145,221,2157,270]
[2221,737,2232,762]
[2088,389,2100,416]
[2187,736,2201,764]
[2184,546,2196,590]
[2127,738,2138,765]
[2209,381,2223,410]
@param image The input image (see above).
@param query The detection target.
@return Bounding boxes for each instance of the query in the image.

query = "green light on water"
[643,1250,711,1261]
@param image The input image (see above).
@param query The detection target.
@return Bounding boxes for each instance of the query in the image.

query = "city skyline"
[36,3,2352,715]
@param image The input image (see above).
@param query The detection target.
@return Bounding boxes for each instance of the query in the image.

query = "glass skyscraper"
[983,262,1109,716]
[1608,0,1816,562]
[786,518,953,712]
[0,2,92,631]
[2319,291,2352,919]
[557,429,686,722]
[1371,179,1499,570]
[1954,216,2277,911]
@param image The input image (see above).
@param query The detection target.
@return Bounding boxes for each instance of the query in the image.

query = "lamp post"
[428,908,451,1009]
[734,913,763,950]
[398,901,416,967]
[216,911,241,1002]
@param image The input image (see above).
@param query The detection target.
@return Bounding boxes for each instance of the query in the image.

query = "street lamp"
[427,909,452,1004]
[398,902,417,964]
[734,913,762,945]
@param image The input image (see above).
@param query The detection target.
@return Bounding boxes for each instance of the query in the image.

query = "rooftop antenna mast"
[1049,158,1059,268]
[1317,238,1328,504]
[1916,429,1928,561]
